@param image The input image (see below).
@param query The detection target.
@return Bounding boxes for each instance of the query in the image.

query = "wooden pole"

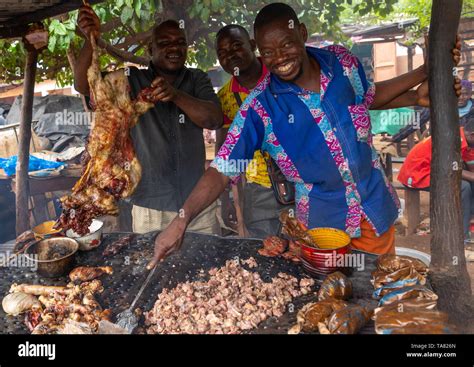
[15,45,38,236]
[428,0,473,326]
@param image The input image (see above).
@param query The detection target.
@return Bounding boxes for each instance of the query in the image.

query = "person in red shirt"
[398,123,474,241]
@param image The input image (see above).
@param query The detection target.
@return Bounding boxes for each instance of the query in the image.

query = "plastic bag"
[318,271,353,301]
[288,298,349,334]
[378,286,438,307]
[371,267,426,289]
[323,304,371,334]
[376,254,428,275]
[0,155,64,177]
[374,307,453,334]
[373,298,438,317]
[373,278,424,299]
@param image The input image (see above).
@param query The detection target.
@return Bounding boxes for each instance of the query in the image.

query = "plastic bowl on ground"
[65,219,104,251]
[395,247,431,266]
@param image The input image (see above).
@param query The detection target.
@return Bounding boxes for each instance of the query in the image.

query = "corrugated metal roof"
[0,0,62,24]
[0,0,104,39]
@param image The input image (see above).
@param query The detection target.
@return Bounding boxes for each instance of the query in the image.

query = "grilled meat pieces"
[145,258,314,334]
[69,266,113,283]
[10,279,109,334]
[258,236,301,262]
[258,236,288,257]
[103,234,135,256]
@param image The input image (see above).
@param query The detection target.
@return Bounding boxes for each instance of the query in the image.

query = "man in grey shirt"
[74,5,223,234]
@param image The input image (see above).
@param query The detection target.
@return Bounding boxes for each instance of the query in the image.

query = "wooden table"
[9,174,79,226]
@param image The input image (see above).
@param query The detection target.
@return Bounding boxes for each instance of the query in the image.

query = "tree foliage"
[0,0,398,87]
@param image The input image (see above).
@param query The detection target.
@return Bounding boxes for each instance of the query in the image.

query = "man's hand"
[453,35,462,66]
[77,4,100,41]
[150,76,178,102]
[416,77,462,107]
[414,35,462,108]
[416,80,429,107]
[415,77,462,108]
[146,218,186,269]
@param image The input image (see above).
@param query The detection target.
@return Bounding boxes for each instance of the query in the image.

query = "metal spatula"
[115,264,157,333]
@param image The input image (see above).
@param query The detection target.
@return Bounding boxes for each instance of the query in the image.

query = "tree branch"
[97,38,149,65]
[114,29,153,49]
[101,17,123,33]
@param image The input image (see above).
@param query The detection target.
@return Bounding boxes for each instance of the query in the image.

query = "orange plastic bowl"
[300,228,351,277]
[32,220,62,240]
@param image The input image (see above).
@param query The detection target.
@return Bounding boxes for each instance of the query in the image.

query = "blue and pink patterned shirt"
[211,45,400,238]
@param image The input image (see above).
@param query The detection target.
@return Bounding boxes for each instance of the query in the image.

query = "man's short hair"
[254,2,300,35]
[216,24,251,41]
[152,19,184,42]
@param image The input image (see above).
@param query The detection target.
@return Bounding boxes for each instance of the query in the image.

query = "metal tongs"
[115,264,157,333]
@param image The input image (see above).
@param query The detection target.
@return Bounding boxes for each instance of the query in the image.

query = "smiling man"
[147,3,460,267]
[74,6,223,234]
[215,24,293,238]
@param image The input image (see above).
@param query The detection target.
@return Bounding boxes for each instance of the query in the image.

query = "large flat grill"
[0,231,379,334]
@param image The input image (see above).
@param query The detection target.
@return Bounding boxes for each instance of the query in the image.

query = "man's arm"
[370,37,462,109]
[147,98,262,268]
[147,167,229,268]
[372,80,428,110]
[371,66,427,109]
[372,76,462,110]
[372,90,419,110]
[73,5,100,96]
[74,41,93,96]
[462,169,474,182]
[150,75,223,130]
[173,90,223,130]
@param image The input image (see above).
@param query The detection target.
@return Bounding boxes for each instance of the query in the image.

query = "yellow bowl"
[32,220,62,240]
[307,227,350,249]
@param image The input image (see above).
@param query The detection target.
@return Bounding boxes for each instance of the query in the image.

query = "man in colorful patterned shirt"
[148,3,460,267]
[215,24,293,238]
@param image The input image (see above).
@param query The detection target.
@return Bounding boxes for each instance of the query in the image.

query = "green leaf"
[56,23,67,36]
[135,0,142,17]
[48,19,60,32]
[121,6,134,24]
[64,21,75,31]
[149,0,156,12]
[201,8,210,21]
[48,35,56,53]
[211,0,220,10]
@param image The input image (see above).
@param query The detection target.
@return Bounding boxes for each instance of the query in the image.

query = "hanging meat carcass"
[57,36,158,235]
